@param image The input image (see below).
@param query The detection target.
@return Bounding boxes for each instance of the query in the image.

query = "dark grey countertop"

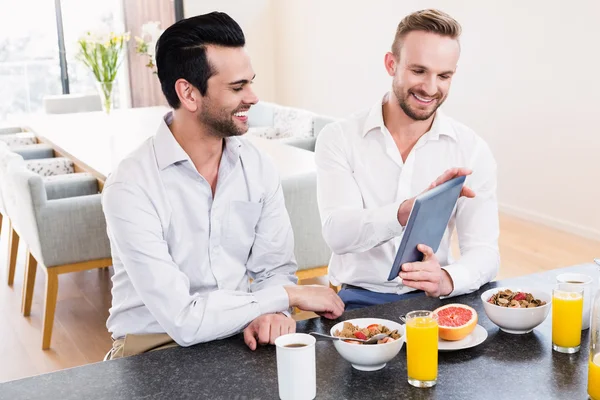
[1,263,598,400]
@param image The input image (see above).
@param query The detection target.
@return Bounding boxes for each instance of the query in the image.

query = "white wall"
[182,0,600,240]
[183,0,277,101]
[272,0,600,240]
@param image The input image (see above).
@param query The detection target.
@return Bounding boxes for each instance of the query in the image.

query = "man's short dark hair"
[155,12,245,108]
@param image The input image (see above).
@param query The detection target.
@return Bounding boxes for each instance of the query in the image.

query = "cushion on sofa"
[247,126,292,140]
[273,107,315,138]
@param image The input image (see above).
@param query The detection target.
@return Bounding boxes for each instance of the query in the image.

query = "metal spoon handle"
[594,258,600,266]
[308,332,342,341]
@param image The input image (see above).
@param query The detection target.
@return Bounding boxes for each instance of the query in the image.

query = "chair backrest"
[0,126,24,135]
[5,157,44,259]
[43,93,102,114]
[0,142,12,213]
[11,143,55,160]
[281,171,331,270]
[0,142,24,214]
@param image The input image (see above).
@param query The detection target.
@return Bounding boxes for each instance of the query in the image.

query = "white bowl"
[480,287,552,334]
[330,318,405,371]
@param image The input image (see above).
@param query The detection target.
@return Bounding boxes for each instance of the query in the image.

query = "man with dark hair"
[102,12,344,359]
[315,9,500,310]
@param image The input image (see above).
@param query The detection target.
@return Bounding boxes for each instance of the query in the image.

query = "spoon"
[309,331,390,344]
[594,258,600,266]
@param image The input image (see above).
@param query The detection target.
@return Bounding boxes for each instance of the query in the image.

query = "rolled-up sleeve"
[102,182,290,347]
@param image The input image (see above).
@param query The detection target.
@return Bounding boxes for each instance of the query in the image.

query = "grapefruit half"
[433,304,478,341]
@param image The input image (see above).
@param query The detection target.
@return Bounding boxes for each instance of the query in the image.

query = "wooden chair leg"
[21,251,38,316]
[42,268,59,350]
[7,222,20,287]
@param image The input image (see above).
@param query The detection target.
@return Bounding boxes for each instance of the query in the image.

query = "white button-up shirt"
[315,94,500,297]
[102,112,296,346]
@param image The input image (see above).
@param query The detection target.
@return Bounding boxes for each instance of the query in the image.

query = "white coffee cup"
[275,333,316,400]
[556,273,594,330]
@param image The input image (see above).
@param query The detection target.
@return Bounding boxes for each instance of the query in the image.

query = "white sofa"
[247,101,337,283]
[247,101,337,152]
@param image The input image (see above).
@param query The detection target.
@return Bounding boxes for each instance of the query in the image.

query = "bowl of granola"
[330,318,405,371]
[480,287,551,334]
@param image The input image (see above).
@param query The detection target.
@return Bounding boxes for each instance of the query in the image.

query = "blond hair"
[391,9,462,57]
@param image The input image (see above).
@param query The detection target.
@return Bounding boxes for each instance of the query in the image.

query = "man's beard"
[198,103,247,138]
[394,85,445,121]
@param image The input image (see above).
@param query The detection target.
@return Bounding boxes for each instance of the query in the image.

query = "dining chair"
[5,156,110,349]
[43,93,102,114]
[0,126,24,135]
[0,144,80,288]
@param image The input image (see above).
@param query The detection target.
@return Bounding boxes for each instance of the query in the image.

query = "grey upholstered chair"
[281,171,332,284]
[11,143,55,160]
[0,126,24,135]
[0,143,77,287]
[5,156,110,349]
[42,93,102,114]
[0,142,55,241]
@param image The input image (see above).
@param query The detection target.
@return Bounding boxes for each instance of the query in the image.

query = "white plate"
[438,324,488,351]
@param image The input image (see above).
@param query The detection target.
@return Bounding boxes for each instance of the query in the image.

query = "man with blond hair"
[315,9,500,310]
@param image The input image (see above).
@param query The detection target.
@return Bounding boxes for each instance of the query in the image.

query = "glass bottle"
[587,286,600,400]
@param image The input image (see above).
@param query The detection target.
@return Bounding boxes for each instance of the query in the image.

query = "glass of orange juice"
[405,310,438,388]
[552,283,584,353]
[588,353,600,400]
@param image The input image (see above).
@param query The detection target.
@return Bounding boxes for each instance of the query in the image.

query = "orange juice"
[589,354,600,400]
[406,316,438,383]
[552,290,583,348]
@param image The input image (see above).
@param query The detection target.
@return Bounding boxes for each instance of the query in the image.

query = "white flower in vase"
[135,21,164,73]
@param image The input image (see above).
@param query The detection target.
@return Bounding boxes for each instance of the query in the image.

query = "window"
[0,0,183,122]
[0,0,63,120]
[61,0,126,108]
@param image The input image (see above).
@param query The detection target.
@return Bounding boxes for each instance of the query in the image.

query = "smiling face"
[197,45,258,138]
[386,30,460,121]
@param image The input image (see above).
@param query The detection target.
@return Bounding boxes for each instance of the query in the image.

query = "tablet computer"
[387,175,466,282]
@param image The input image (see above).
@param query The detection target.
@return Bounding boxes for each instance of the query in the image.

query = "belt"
[341,283,424,295]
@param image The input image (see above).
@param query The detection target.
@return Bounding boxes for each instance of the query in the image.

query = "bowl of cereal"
[480,287,551,334]
[330,318,405,371]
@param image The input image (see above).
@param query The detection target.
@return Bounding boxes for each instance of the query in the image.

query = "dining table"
[1,262,597,400]
[20,106,317,187]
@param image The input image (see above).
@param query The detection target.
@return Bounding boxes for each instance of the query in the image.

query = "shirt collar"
[154,112,189,170]
[362,92,457,141]
[154,112,244,171]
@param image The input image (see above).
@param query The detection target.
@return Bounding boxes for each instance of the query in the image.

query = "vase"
[95,81,116,114]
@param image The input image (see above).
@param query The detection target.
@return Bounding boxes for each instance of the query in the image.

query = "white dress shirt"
[315,93,500,297]
[102,112,296,346]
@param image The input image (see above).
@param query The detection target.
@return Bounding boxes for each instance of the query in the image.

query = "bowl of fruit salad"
[330,318,405,371]
[480,287,551,334]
